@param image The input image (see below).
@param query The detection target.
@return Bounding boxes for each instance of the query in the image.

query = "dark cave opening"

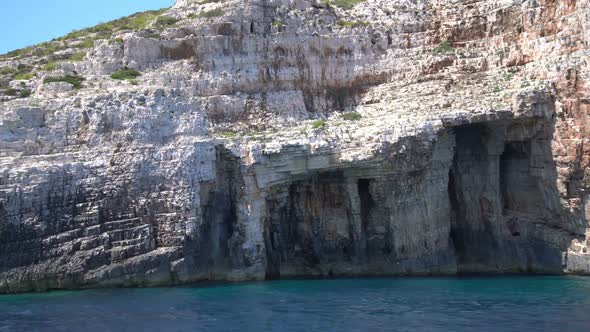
[263,172,379,279]
[197,147,241,268]
[358,179,373,229]
[447,123,497,271]
[448,169,461,253]
[500,141,535,214]
[500,141,534,239]
[447,121,569,273]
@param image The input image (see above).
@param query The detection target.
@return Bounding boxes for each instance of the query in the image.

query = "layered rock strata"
[0,0,589,293]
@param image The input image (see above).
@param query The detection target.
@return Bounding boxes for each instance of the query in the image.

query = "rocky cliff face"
[0,0,589,293]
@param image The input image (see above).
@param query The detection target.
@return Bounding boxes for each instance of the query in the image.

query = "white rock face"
[0,0,589,293]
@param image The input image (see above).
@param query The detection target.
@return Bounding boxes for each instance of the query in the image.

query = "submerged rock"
[0,0,589,293]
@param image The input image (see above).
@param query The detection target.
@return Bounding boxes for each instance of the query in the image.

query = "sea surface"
[1,276,589,331]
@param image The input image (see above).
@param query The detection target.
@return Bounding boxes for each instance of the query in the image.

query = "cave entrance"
[263,172,380,279]
[196,147,240,269]
[448,121,562,273]
[447,123,499,272]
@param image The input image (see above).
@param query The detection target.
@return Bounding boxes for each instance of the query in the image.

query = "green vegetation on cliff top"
[0,8,169,59]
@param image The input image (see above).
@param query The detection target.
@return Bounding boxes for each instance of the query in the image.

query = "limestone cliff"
[0,0,589,293]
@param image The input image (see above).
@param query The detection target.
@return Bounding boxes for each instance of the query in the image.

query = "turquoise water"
[1,277,590,331]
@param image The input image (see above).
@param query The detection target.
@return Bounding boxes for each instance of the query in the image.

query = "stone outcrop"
[0,0,589,293]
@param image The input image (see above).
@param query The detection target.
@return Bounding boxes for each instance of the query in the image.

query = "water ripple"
[0,276,589,331]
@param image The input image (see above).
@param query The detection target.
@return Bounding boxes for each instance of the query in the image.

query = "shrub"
[220,130,237,138]
[323,0,367,9]
[5,88,17,96]
[148,32,161,39]
[312,120,327,129]
[199,9,224,18]
[336,20,369,29]
[272,21,285,28]
[341,112,362,121]
[156,16,180,27]
[18,89,32,98]
[111,68,142,80]
[44,75,85,89]
[16,63,32,71]
[434,41,455,54]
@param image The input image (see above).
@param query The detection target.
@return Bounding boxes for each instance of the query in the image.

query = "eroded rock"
[0,0,589,293]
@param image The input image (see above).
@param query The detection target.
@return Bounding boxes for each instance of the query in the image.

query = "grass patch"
[312,120,327,129]
[69,51,87,62]
[11,64,35,80]
[0,67,16,75]
[341,112,363,121]
[434,41,455,54]
[43,75,85,89]
[14,72,35,80]
[220,130,237,138]
[199,9,224,18]
[111,68,142,80]
[75,39,94,49]
[42,62,59,71]
[336,20,369,28]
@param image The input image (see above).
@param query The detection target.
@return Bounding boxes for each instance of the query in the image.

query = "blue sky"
[0,0,174,54]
